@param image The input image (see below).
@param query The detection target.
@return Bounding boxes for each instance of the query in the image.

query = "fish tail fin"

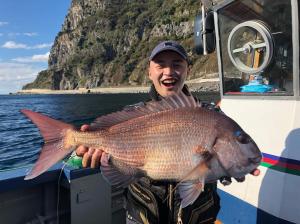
[21,109,75,180]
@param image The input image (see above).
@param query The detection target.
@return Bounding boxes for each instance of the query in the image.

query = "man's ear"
[148,64,153,80]
[186,64,191,78]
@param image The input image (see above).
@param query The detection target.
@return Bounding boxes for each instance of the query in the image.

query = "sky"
[0,0,71,94]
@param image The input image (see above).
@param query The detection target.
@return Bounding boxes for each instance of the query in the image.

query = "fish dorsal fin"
[90,104,149,130]
[91,91,200,130]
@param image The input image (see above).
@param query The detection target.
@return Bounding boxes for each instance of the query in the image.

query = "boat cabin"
[195,0,299,223]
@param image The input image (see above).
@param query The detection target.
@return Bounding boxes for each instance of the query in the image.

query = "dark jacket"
[126,85,221,224]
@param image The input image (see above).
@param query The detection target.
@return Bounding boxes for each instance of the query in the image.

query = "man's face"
[148,51,188,97]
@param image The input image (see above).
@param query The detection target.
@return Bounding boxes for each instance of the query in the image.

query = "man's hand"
[75,124,104,168]
[235,168,260,182]
[220,168,260,185]
[251,168,260,176]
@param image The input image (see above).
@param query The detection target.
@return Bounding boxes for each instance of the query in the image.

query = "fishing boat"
[0,162,126,223]
[1,0,299,223]
[195,0,299,223]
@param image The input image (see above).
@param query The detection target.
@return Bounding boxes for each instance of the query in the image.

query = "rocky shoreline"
[17,86,149,95]
[17,78,220,95]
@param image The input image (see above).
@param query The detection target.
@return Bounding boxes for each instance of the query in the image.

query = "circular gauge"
[227,20,274,74]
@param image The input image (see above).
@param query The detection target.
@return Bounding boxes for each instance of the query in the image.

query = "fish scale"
[71,109,216,180]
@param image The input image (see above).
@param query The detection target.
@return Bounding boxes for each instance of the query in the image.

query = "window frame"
[214,0,299,100]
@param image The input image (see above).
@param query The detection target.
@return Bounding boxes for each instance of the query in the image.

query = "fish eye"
[234,131,250,144]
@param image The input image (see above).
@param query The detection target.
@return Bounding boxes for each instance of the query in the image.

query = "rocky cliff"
[23,0,218,90]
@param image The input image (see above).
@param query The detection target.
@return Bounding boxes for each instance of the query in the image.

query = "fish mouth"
[248,155,262,165]
[226,159,260,178]
[161,78,178,88]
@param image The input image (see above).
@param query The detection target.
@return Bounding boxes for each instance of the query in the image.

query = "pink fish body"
[21,92,261,207]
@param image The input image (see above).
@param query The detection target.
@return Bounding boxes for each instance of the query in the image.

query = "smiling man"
[76,41,259,224]
[148,41,188,97]
[77,41,220,224]
[124,41,221,224]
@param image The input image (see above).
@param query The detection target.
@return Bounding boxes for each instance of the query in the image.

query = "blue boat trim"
[0,163,100,193]
[262,152,300,166]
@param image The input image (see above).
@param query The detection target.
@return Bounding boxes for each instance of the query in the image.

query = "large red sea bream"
[21,92,261,207]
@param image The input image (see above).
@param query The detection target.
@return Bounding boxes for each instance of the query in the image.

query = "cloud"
[8,32,21,37]
[12,52,50,63]
[0,62,41,81]
[2,41,52,49]
[0,21,8,26]
[8,32,38,37]
[2,41,27,49]
[0,62,46,94]
[33,43,52,49]
[23,32,38,37]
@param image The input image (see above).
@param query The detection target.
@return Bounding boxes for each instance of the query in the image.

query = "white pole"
[202,5,207,55]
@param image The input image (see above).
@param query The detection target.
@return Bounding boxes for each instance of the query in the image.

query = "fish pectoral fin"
[178,179,205,208]
[193,135,217,154]
[192,145,208,154]
[192,145,214,170]
[176,161,208,208]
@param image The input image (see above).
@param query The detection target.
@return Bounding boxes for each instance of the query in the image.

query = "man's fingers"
[251,168,260,176]
[76,145,88,156]
[80,124,90,132]
[235,176,245,182]
[82,153,91,168]
[234,169,260,182]
[91,149,103,168]
[219,176,232,186]
[82,148,95,168]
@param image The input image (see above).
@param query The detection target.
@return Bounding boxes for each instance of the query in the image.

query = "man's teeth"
[162,79,176,84]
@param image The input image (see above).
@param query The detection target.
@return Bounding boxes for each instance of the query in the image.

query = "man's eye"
[173,64,182,68]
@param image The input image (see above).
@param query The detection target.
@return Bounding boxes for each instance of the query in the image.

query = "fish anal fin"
[100,155,142,187]
[101,164,136,188]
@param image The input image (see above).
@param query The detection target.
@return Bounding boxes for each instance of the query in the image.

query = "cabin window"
[218,0,293,96]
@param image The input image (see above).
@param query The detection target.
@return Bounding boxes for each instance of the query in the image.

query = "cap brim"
[149,47,187,61]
